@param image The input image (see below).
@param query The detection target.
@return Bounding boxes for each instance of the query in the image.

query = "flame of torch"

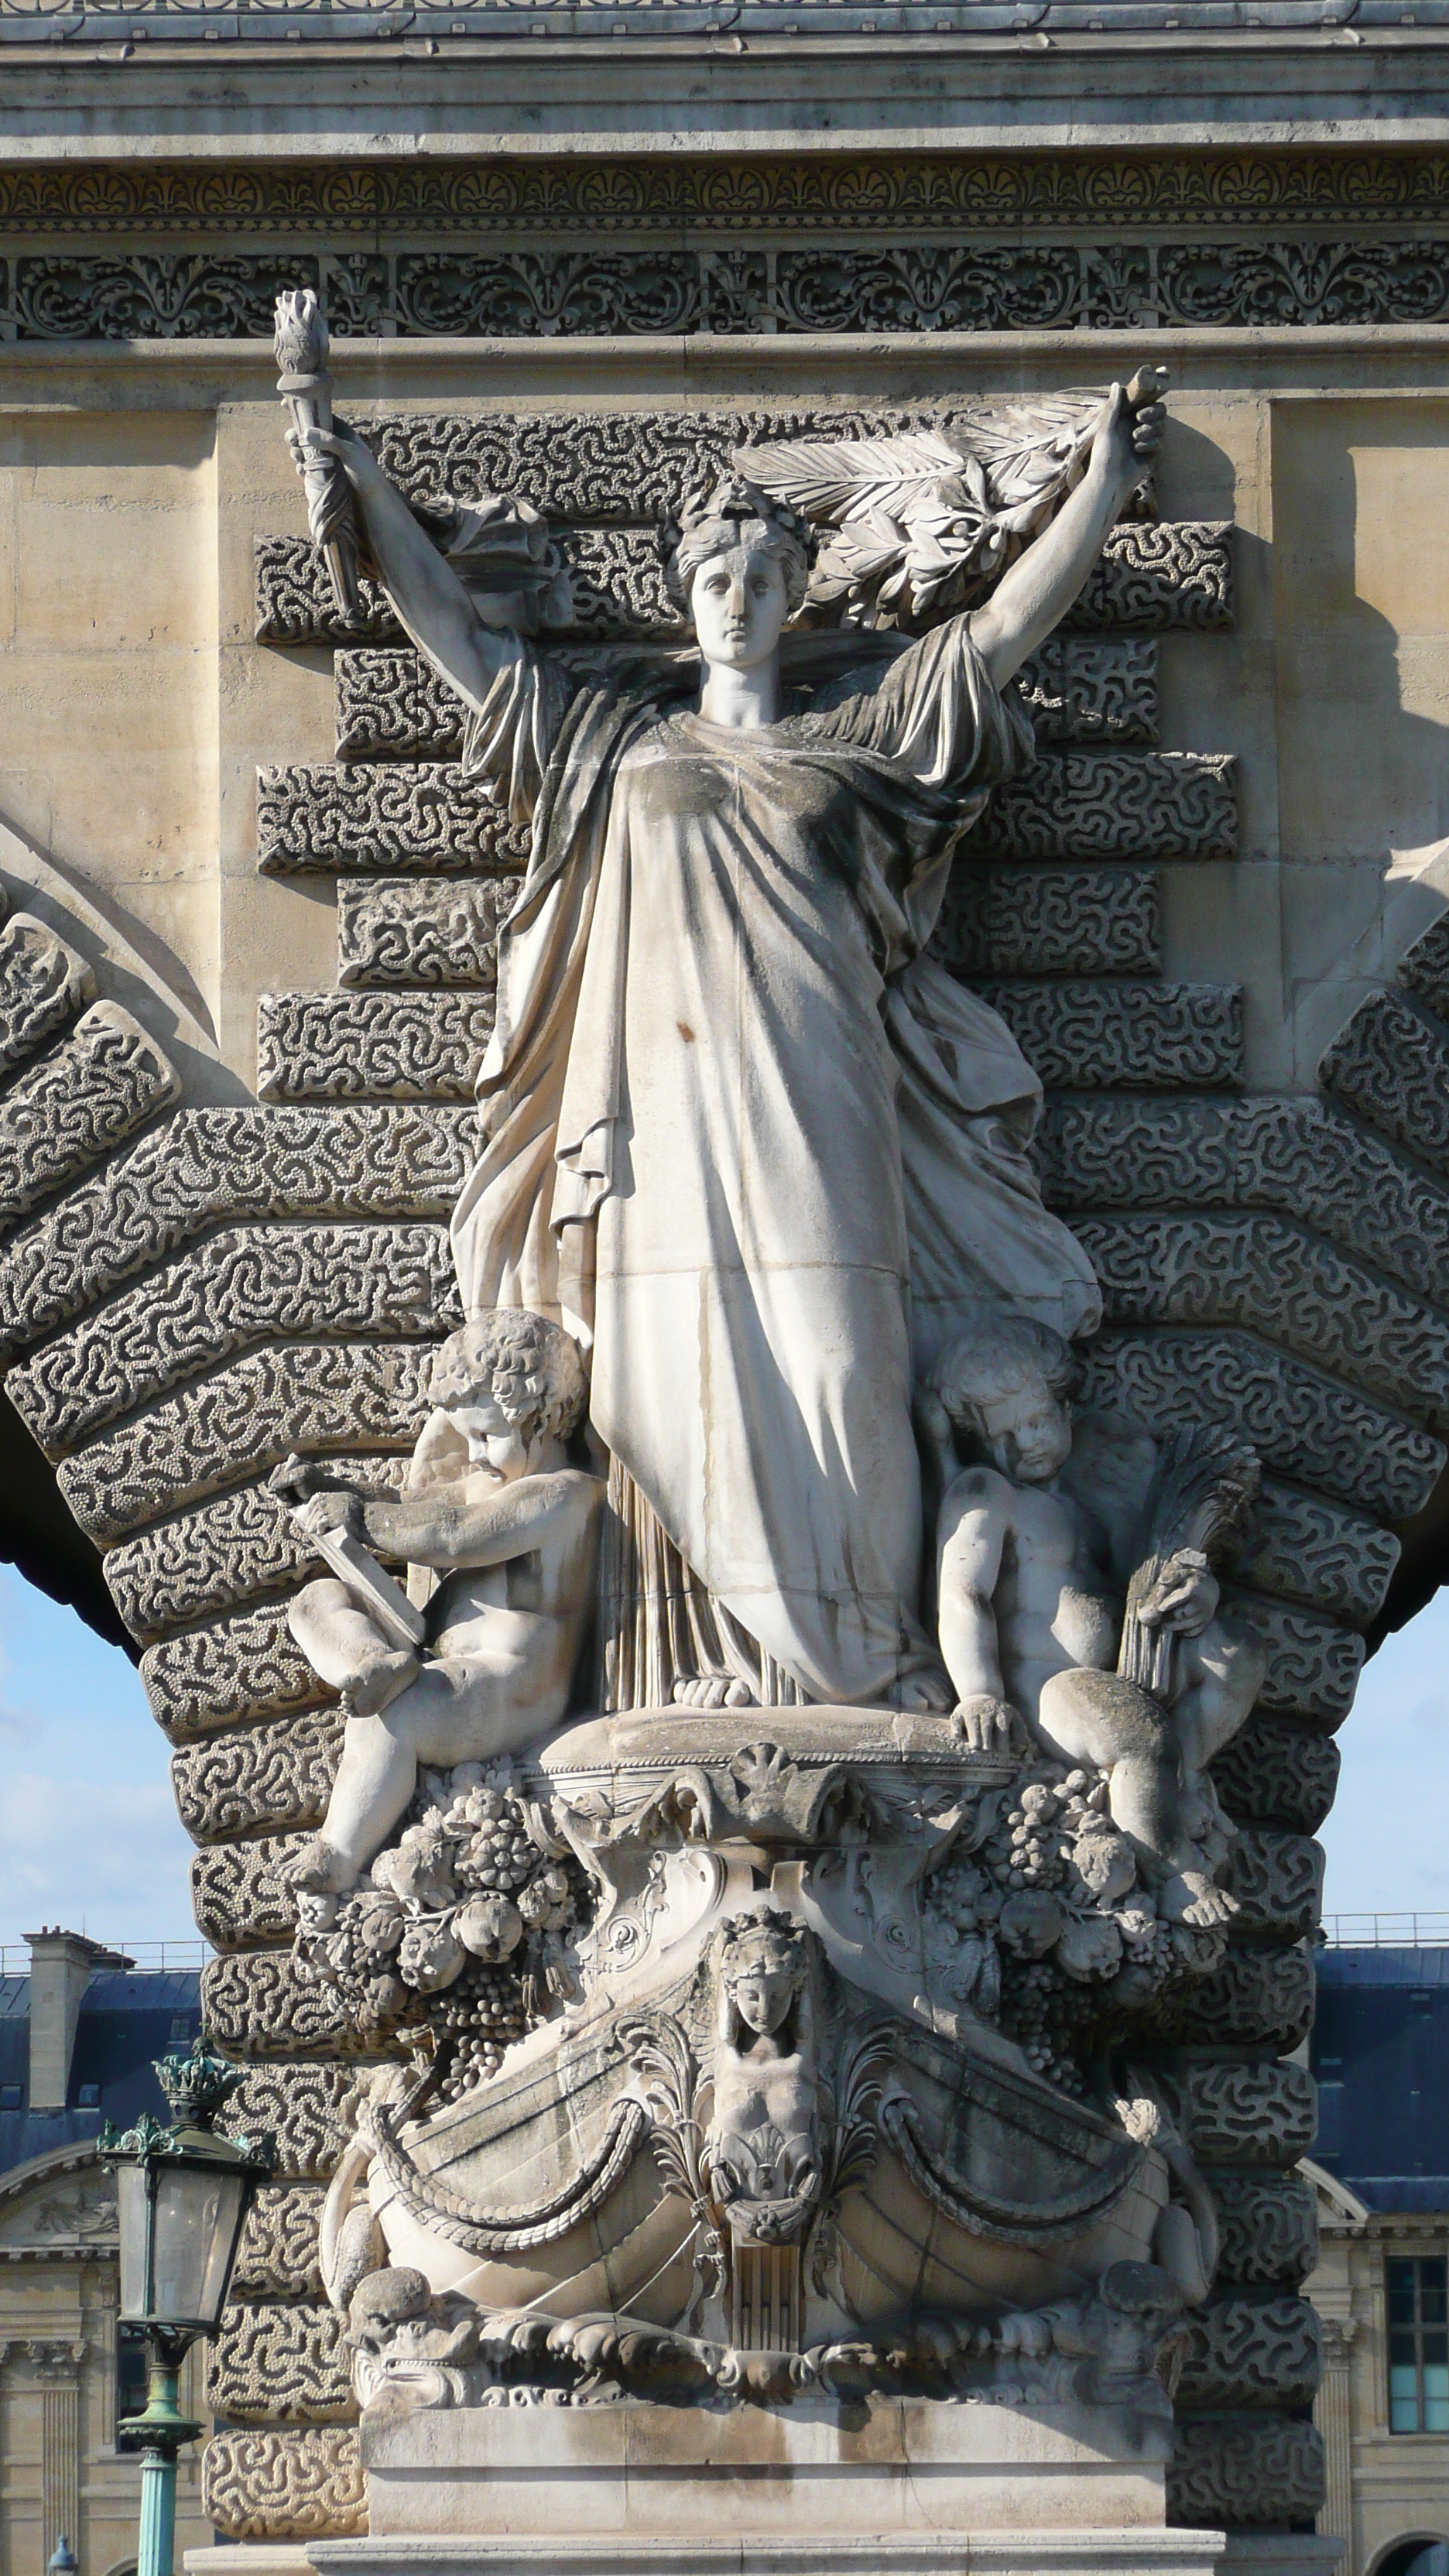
[274,289,360,622]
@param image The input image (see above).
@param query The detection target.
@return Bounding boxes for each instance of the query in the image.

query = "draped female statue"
[291,385,1162,1718]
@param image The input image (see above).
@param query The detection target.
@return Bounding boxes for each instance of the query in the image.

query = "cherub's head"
[930,1310,1076,1485]
[427,1309,587,1485]
[663,474,812,673]
[719,1909,809,2039]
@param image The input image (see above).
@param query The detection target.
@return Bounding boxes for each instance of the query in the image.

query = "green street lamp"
[101,2034,274,2576]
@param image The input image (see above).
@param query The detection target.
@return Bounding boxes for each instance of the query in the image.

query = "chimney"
[25,1928,133,2112]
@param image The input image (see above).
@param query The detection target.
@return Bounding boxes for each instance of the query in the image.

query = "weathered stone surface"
[1067,519,1234,632]
[201,1949,377,2060]
[231,2184,325,2303]
[0,912,94,1077]
[0,1002,180,1233]
[1178,2060,1317,2168]
[1170,1941,1315,2053]
[1167,2415,1324,2527]
[142,1606,325,1743]
[965,751,1235,862]
[207,2301,353,2424]
[1395,907,1449,1023]
[1014,635,1158,745]
[1213,2173,1320,2289]
[1319,987,1449,1180]
[1211,1716,1341,1835]
[0,1105,474,1357]
[192,1831,307,1951]
[224,2062,372,2183]
[60,1341,435,1547]
[1228,1830,1324,1938]
[172,1712,344,1844]
[1079,1211,1449,1434]
[203,2426,365,2543]
[1241,1598,1365,1730]
[1042,1090,1449,1324]
[257,761,530,878]
[1177,2293,1321,2410]
[336,877,519,990]
[1077,1327,1444,1522]
[933,865,1159,980]
[8,1223,457,1448]
[978,981,1243,1091]
[1228,1482,1398,1631]
[257,992,495,1103]
[107,1458,402,1644]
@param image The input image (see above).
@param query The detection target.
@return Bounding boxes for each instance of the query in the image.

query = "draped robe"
[448,615,1101,1708]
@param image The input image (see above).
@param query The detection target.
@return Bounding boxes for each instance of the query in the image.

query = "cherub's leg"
[288,1577,418,1717]
[1172,1607,1266,1776]
[1034,1667,1237,1927]
[292,1657,543,1895]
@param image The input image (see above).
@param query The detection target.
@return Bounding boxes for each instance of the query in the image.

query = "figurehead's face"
[445,1390,536,1483]
[975,1373,1072,1484]
[731,1959,798,2036]
[689,541,790,672]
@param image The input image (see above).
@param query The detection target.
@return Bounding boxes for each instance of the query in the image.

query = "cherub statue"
[703,1910,822,2225]
[918,1310,1262,1929]
[278,1307,604,1895]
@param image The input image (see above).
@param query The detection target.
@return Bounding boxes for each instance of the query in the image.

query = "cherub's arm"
[936,1471,1012,1707]
[355,1470,597,1572]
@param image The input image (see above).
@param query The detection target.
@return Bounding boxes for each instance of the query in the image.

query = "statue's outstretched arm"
[289,422,516,714]
[969,382,1164,691]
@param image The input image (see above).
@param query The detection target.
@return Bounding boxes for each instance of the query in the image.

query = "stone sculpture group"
[249,305,1279,2443]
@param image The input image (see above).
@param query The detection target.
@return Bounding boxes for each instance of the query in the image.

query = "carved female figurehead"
[705,1910,823,2222]
[715,1908,812,2056]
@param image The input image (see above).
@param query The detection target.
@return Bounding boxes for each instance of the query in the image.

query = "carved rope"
[361,2094,648,2254]
[880,2094,1146,2244]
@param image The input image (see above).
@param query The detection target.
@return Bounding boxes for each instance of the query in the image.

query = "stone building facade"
[2,5,1449,2561]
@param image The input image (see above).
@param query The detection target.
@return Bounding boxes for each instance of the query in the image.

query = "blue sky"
[0,1558,1446,1951]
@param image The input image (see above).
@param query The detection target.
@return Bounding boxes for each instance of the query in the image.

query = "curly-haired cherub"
[279,1309,604,1895]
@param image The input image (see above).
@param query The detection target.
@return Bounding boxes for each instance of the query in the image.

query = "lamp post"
[101,2035,274,2576]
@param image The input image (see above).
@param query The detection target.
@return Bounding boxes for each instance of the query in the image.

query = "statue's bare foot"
[1160,1870,1239,1929]
[886,1667,955,1714]
[673,1675,758,1710]
[347,1647,420,1717]
[288,1837,358,1896]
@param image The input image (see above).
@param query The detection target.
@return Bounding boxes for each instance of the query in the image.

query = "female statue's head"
[663,474,812,670]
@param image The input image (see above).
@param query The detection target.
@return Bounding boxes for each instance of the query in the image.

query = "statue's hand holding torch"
[273,288,360,621]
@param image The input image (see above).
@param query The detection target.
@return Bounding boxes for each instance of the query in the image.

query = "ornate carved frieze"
[202,2425,365,2543]
[978,982,1243,1092]
[1242,1599,1365,1730]
[1319,987,1449,1180]
[256,993,495,1104]
[58,1341,436,1547]
[0,1003,180,1234]
[933,866,1160,980]
[1228,1482,1397,1632]
[1167,2416,1325,2526]
[232,2185,325,2304]
[1077,1327,1444,1522]
[336,880,519,991]
[142,1607,325,1743]
[1213,2174,1320,2289]
[1177,2294,1322,2410]
[257,762,529,878]
[200,1949,383,2060]
[194,1832,310,1951]
[7,1223,457,1450]
[172,1712,344,1845]
[206,2301,353,2424]
[1226,1830,1325,1937]
[1210,1716,1341,1835]
[1177,2060,1317,2168]
[0,912,94,1078]
[224,2063,370,2182]
[0,1105,474,1358]
[1168,1941,1314,2054]
[107,1458,402,1645]
[1078,1211,1449,1434]
[966,751,1236,862]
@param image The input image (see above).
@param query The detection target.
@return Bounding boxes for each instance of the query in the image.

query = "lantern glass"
[116,2153,250,2334]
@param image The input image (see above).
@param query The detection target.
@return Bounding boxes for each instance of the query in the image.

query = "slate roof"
[1312,1947,1449,2215]
[0,1968,203,2184]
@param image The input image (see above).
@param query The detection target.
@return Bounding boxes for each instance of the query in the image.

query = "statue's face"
[977,1374,1071,1484]
[446,1392,534,1483]
[690,542,790,670]
[731,1961,797,2035]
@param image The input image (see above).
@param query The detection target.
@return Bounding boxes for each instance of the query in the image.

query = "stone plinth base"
[353,2394,1173,2544]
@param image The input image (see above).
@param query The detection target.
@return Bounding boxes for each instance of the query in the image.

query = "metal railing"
[0,1938,210,1980]
[1321,1913,1449,1950]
